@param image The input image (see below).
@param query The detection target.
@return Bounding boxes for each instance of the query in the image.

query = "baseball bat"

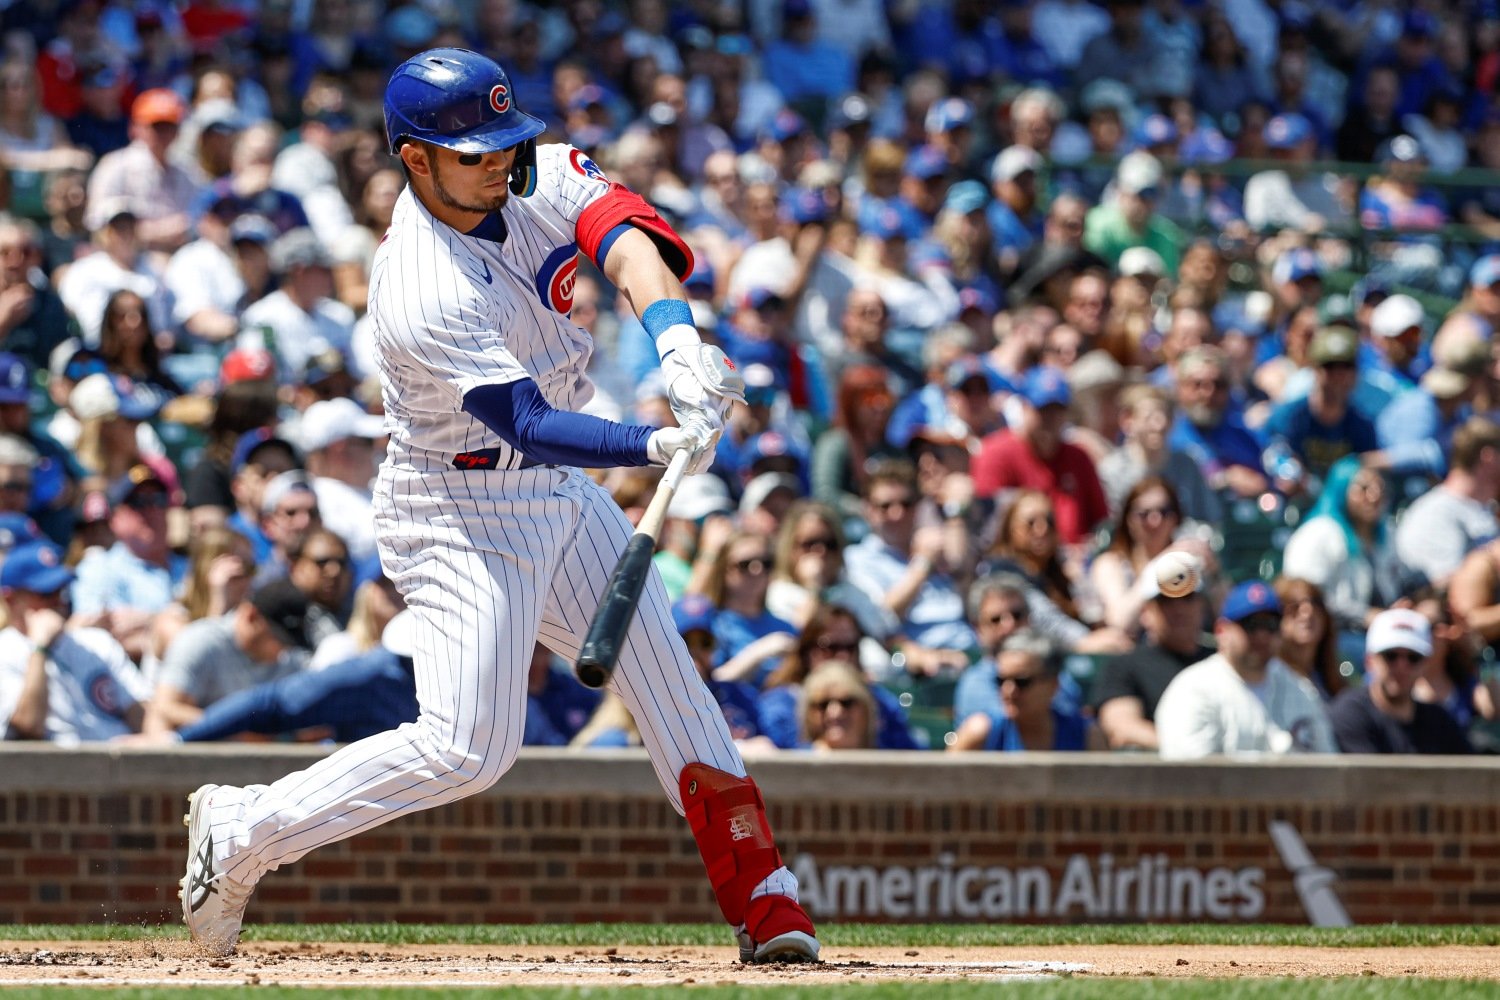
[575,448,692,688]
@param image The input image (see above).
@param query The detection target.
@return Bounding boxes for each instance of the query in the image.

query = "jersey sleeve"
[531,143,612,232]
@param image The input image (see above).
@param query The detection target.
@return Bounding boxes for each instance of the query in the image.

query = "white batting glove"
[660,344,746,427]
[646,415,719,475]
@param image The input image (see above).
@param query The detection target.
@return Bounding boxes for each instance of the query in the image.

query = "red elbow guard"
[576,182,695,281]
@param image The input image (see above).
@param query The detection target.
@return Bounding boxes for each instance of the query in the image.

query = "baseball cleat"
[179,783,254,957]
[737,894,821,964]
[745,929,820,964]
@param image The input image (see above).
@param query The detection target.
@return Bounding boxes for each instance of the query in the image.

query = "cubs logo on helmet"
[535,244,580,314]
[489,84,511,114]
[569,148,608,183]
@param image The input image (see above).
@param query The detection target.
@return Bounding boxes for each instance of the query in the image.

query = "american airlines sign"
[792,821,1350,926]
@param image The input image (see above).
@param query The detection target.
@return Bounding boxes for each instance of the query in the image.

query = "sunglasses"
[1380,649,1424,665]
[1239,615,1282,634]
[455,141,521,167]
[1320,361,1355,373]
[127,492,169,510]
[732,557,769,575]
[1131,505,1178,521]
[812,638,859,657]
[812,696,862,712]
[999,674,1040,690]
[986,607,1029,626]
[308,555,349,570]
[797,535,836,552]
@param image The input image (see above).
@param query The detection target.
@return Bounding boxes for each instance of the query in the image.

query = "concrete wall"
[2,747,1496,925]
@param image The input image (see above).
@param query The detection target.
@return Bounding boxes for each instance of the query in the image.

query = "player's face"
[421,142,519,216]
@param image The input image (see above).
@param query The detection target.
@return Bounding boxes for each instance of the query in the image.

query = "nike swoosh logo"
[467,257,492,285]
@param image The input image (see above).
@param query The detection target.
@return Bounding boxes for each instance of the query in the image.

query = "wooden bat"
[574,448,691,688]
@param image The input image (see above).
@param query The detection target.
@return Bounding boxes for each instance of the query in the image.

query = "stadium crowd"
[1,0,1499,757]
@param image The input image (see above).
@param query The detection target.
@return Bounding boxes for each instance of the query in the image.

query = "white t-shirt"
[0,626,149,745]
[239,290,356,384]
[1155,653,1337,760]
[165,238,244,325]
[311,475,377,566]
[57,250,173,347]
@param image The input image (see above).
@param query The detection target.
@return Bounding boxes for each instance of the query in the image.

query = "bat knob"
[575,658,609,689]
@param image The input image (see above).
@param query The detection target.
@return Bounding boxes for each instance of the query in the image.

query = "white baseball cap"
[668,474,733,521]
[1370,294,1425,339]
[991,145,1044,184]
[1119,246,1166,279]
[1366,608,1433,658]
[1115,151,1163,196]
[298,397,386,453]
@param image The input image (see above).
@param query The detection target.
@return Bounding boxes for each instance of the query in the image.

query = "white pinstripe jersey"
[368,142,612,472]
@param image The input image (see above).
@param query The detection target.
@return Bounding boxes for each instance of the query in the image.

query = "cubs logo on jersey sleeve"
[535,243,579,314]
[569,148,608,183]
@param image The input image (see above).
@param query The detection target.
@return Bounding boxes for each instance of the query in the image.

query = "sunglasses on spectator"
[812,695,862,712]
[1320,361,1355,373]
[1131,505,1177,521]
[307,555,349,570]
[986,605,1029,626]
[1380,649,1424,666]
[1239,615,1282,634]
[999,674,1041,690]
[811,638,859,658]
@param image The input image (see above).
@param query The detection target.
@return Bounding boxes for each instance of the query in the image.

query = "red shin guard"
[679,764,811,941]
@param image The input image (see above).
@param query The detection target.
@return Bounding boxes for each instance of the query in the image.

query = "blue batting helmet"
[383,47,545,157]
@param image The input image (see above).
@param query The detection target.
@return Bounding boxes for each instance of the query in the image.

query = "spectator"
[239,227,354,383]
[83,88,199,253]
[987,145,1045,274]
[810,365,900,533]
[1359,134,1447,233]
[973,366,1109,546]
[843,460,975,676]
[1263,327,1380,489]
[181,379,280,533]
[766,499,893,640]
[0,59,92,219]
[67,372,176,494]
[285,528,352,652]
[1274,578,1346,702]
[692,527,797,689]
[0,539,147,743]
[310,575,404,672]
[1415,598,1499,737]
[762,0,853,103]
[797,659,880,751]
[144,577,312,735]
[95,288,183,401]
[1283,456,1400,636]
[56,200,173,344]
[1336,65,1400,164]
[1089,477,1212,633]
[1083,151,1185,275]
[0,217,75,370]
[1097,384,1222,524]
[950,629,1095,752]
[669,595,765,747]
[1194,16,1267,125]
[1155,580,1337,759]
[1092,551,1215,751]
[296,396,383,575]
[1329,609,1471,755]
[1243,114,1348,234]
[70,464,185,660]
[759,601,914,750]
[150,525,254,667]
[256,469,321,586]
[0,353,83,545]
[1395,417,1500,589]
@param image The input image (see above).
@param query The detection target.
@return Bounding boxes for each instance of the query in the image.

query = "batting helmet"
[383,47,545,194]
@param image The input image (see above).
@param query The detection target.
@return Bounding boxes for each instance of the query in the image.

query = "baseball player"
[179,49,819,965]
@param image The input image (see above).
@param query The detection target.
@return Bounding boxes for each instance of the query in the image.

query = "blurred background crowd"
[1,0,1499,757]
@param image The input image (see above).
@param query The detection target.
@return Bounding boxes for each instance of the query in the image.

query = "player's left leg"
[537,470,818,963]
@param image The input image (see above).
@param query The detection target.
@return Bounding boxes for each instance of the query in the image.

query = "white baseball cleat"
[737,928,821,964]
[179,783,254,957]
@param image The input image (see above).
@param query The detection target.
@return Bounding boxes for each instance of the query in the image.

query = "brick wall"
[1,747,1496,925]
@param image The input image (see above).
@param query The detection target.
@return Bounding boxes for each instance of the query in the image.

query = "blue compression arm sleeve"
[462,378,653,468]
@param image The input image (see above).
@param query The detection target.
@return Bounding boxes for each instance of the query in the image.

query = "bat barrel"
[574,533,657,688]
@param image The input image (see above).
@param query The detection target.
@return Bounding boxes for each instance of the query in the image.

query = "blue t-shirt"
[709,677,764,740]
[712,608,797,688]
[954,658,1085,722]
[757,683,918,750]
[1262,398,1379,481]
[525,667,603,745]
[1168,412,1264,484]
[979,706,1090,752]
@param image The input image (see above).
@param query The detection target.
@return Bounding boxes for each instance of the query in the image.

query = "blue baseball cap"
[0,353,29,405]
[673,594,717,636]
[1,540,74,594]
[860,202,910,241]
[1264,113,1314,150]
[761,108,807,144]
[683,257,715,292]
[959,285,999,316]
[1471,255,1500,288]
[0,513,41,552]
[105,463,167,507]
[943,179,988,215]
[780,186,828,225]
[1022,366,1071,409]
[1179,128,1234,166]
[1220,580,1282,623]
[945,356,993,391]
[1402,10,1437,39]
[925,97,974,134]
[904,144,948,180]
[1133,113,1179,148]
[1273,248,1321,285]
[742,430,805,472]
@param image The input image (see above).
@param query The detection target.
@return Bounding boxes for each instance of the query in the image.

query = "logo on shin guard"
[729,815,755,842]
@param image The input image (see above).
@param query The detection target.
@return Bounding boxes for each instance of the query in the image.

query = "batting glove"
[660,344,746,427]
[647,415,719,475]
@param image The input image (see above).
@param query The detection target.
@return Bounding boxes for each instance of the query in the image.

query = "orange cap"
[131,88,186,126]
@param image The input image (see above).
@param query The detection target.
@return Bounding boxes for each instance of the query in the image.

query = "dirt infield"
[1,941,1497,987]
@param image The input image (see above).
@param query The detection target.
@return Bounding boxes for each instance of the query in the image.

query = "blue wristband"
[642,299,695,340]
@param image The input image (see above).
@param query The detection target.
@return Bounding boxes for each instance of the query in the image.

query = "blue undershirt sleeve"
[462,378,653,468]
